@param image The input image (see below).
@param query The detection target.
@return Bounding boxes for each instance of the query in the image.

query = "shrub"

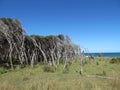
[0,67,8,74]
[110,58,120,64]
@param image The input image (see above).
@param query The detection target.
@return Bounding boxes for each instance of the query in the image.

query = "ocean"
[84,52,120,57]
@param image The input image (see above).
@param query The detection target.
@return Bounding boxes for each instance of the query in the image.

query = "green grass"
[0,57,120,90]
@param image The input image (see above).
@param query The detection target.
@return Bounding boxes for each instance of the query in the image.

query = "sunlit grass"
[0,57,120,90]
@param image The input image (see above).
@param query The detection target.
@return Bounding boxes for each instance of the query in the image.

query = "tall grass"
[0,57,120,90]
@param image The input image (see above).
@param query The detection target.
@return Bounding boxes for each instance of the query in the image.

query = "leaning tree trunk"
[31,50,36,68]
[31,37,48,65]
[49,46,57,69]
[64,49,68,69]
[0,31,14,69]
[38,42,48,64]
[8,41,14,69]
[56,51,61,65]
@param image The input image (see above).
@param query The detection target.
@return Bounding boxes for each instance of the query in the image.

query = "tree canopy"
[0,18,80,69]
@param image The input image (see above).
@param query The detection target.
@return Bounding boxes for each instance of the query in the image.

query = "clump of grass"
[23,77,30,81]
[96,70,106,76]
[62,68,69,74]
[15,65,21,70]
[31,85,38,90]
[102,70,106,76]
[0,67,8,74]
[96,62,99,65]
[43,65,55,73]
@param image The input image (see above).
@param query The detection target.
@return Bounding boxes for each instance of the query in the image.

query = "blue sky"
[0,0,120,52]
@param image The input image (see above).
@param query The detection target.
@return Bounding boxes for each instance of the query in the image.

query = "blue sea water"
[84,52,120,57]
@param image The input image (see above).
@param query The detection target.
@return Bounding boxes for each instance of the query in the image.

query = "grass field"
[0,57,120,90]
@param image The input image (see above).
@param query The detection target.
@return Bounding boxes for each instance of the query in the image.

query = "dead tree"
[49,46,57,68]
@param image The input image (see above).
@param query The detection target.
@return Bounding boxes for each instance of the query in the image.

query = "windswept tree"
[0,18,81,70]
[0,18,26,69]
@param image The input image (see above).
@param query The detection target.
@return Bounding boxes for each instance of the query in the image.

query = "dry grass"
[0,57,120,90]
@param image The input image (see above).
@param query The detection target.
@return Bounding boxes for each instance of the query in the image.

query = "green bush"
[1,18,12,23]
[110,58,120,64]
[0,67,8,74]
[43,65,55,73]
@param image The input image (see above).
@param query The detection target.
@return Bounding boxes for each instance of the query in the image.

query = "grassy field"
[0,57,120,90]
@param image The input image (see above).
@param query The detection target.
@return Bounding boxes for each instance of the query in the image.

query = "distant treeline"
[0,18,80,69]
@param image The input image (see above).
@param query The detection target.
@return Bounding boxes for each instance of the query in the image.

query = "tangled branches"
[0,18,81,69]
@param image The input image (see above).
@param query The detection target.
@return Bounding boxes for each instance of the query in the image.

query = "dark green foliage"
[0,67,8,74]
[84,60,88,65]
[57,34,65,41]
[110,58,120,64]
[1,18,12,23]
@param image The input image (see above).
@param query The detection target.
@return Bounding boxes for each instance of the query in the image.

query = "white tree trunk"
[80,50,84,75]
